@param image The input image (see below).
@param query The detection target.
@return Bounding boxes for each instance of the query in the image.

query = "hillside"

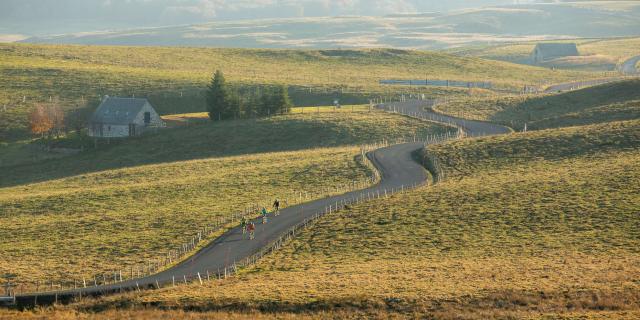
[21,2,640,49]
[0,110,452,186]
[453,37,640,71]
[433,78,640,130]
[0,43,599,141]
[0,111,451,284]
[44,119,640,319]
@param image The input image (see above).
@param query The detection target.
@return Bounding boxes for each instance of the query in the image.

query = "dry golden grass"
[44,120,640,319]
[0,109,451,289]
[3,308,640,320]
[432,79,640,130]
[456,37,640,68]
[0,42,601,140]
[0,146,371,284]
[160,106,374,127]
[1,110,452,186]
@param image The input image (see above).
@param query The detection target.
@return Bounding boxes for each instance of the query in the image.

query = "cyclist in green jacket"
[261,207,268,224]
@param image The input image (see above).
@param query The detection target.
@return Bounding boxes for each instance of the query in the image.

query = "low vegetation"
[454,37,640,71]
[0,42,600,140]
[0,146,368,284]
[433,79,640,130]
[0,110,453,186]
[0,111,450,284]
[40,120,640,319]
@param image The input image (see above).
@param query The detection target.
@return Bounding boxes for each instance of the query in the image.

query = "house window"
[144,112,151,125]
[108,125,111,131]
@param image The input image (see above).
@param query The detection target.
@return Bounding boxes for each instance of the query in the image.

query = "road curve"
[10,101,509,306]
[381,100,512,136]
[544,78,626,94]
[620,55,640,75]
[544,55,639,93]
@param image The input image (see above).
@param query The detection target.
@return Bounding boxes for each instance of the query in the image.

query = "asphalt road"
[381,100,512,136]
[544,78,625,93]
[9,101,509,306]
[620,55,640,75]
[544,55,640,93]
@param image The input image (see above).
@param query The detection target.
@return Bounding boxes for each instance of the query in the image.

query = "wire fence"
[5,99,466,301]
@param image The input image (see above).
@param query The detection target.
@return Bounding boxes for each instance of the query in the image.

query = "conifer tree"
[206,70,235,121]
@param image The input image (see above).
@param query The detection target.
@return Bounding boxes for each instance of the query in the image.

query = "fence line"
[380,79,493,89]
[9,138,392,295]
[8,99,465,298]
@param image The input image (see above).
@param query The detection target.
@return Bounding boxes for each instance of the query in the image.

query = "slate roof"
[90,97,149,125]
[534,43,579,59]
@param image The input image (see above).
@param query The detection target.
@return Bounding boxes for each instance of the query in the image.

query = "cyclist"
[273,199,280,216]
[261,207,268,224]
[247,222,256,240]
[260,207,269,224]
[240,216,247,235]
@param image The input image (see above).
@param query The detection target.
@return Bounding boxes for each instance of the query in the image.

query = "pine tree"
[206,70,236,121]
[258,87,274,117]
[272,85,292,114]
[258,85,291,116]
[242,91,259,118]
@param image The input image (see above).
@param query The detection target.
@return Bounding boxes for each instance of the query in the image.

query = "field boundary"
[5,99,509,307]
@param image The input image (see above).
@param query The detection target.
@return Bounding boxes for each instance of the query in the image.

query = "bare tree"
[29,99,65,147]
[29,104,53,139]
[46,98,65,139]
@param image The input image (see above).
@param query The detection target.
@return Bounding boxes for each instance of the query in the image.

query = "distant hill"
[433,79,640,130]
[21,1,640,49]
[0,43,596,142]
[451,37,640,71]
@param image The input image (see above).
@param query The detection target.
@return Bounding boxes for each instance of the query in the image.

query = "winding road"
[620,55,640,75]
[544,55,640,93]
[7,101,510,306]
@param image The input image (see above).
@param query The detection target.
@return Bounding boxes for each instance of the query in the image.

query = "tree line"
[28,97,95,139]
[26,70,288,142]
[206,70,292,121]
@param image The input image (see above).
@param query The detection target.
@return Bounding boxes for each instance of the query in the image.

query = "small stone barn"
[88,96,165,138]
[531,43,579,63]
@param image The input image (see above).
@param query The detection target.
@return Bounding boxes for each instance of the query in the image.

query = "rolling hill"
[433,78,640,130]
[0,110,451,284]
[20,2,640,49]
[36,119,640,319]
[0,43,600,141]
[453,37,640,71]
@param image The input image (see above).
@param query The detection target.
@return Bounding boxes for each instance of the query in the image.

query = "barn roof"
[534,43,579,57]
[90,97,150,125]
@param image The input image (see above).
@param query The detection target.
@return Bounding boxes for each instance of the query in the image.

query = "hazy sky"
[0,0,536,36]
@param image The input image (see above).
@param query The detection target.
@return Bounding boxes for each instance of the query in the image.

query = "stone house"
[531,43,579,64]
[88,96,165,138]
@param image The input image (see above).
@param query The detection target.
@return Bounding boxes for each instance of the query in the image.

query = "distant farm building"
[88,96,165,138]
[531,43,579,63]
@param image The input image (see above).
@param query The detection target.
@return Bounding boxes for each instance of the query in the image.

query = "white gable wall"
[89,124,129,138]
[132,102,164,127]
[87,100,166,138]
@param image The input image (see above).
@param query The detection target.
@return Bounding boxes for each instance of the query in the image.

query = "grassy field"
[0,110,453,185]
[0,43,602,141]
[433,79,640,130]
[2,309,639,320]
[0,111,450,284]
[35,119,640,319]
[453,37,640,71]
[0,146,369,285]
[161,105,374,126]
